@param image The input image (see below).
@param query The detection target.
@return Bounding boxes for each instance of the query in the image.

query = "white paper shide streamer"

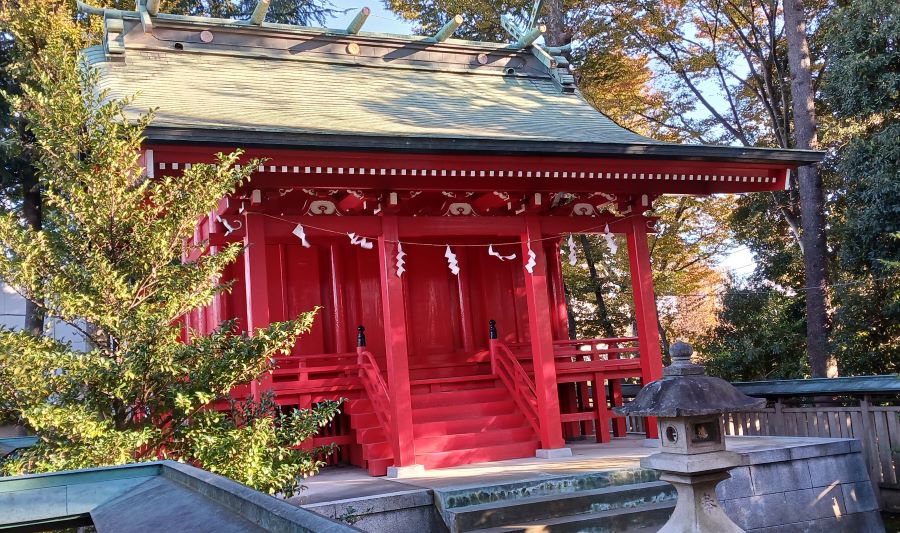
[348,232,374,250]
[567,234,577,266]
[292,224,311,248]
[396,242,406,278]
[603,224,618,255]
[445,245,460,275]
[488,244,516,261]
[524,244,537,274]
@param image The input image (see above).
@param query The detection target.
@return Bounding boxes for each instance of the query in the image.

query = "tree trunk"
[579,235,617,338]
[543,0,566,47]
[563,282,577,340]
[783,0,835,378]
[21,167,44,336]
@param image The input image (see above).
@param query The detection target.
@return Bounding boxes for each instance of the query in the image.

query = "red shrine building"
[88,5,821,476]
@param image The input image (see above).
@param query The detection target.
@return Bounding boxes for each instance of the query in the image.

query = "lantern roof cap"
[614,342,766,418]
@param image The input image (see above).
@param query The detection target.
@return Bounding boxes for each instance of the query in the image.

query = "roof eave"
[143,126,825,165]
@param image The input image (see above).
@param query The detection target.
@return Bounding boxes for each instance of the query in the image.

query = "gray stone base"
[303,489,447,532]
[719,437,884,532]
[386,464,425,479]
[536,447,573,459]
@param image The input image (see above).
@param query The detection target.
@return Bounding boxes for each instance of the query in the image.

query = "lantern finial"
[663,341,705,377]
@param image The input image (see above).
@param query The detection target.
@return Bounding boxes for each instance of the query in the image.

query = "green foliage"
[821,0,900,376]
[164,0,341,26]
[383,0,532,42]
[186,394,342,494]
[0,0,339,496]
[562,196,733,352]
[697,279,808,381]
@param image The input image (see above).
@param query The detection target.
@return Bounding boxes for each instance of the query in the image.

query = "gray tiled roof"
[87,46,661,145]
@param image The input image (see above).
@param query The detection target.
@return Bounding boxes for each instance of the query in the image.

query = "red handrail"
[490,339,541,436]
[357,347,392,431]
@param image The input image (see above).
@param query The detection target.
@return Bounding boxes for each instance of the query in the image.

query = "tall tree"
[821,0,899,376]
[783,0,833,377]
[0,0,339,337]
[0,0,339,494]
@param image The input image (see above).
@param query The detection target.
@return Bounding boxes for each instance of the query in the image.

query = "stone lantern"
[614,341,765,533]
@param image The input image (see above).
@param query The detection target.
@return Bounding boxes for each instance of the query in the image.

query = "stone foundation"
[302,437,883,532]
[303,489,446,532]
[719,437,883,532]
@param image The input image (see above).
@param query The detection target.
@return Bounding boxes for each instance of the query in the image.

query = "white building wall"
[0,282,90,351]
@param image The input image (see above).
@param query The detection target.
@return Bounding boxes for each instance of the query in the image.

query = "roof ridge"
[79,0,525,51]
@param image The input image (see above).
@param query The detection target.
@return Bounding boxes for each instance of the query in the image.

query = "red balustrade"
[489,338,541,436]
[356,347,392,432]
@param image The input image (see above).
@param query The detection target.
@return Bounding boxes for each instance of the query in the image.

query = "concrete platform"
[291,436,653,506]
[293,435,885,533]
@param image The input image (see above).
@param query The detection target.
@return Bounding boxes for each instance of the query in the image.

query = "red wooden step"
[366,457,393,477]
[410,374,497,387]
[350,411,382,430]
[413,399,517,423]
[416,439,539,470]
[362,441,393,461]
[411,386,508,408]
[355,426,387,444]
[271,377,357,388]
[408,364,492,381]
[414,413,530,438]
[344,398,373,415]
[414,426,536,454]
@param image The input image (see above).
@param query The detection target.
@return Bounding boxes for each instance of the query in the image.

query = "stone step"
[466,500,675,533]
[443,481,675,532]
[435,468,662,510]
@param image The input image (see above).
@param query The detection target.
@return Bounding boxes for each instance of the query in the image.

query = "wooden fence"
[625,399,899,503]
[721,400,900,491]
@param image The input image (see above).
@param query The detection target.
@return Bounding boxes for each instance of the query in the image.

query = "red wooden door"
[403,245,462,362]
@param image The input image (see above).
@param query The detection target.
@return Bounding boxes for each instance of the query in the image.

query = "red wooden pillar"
[577,382,591,435]
[378,215,419,473]
[626,215,664,439]
[207,211,223,331]
[608,345,627,437]
[547,239,570,340]
[329,244,348,353]
[592,374,611,443]
[522,216,567,453]
[455,250,475,353]
[559,383,580,439]
[243,212,273,401]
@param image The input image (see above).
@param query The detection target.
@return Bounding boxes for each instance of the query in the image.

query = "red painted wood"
[329,244,348,353]
[560,383,581,438]
[592,374,612,443]
[455,249,475,354]
[243,213,273,400]
[627,215,664,440]
[404,244,461,359]
[281,244,326,354]
[235,215,651,240]
[578,382,592,435]
[547,239,570,341]
[522,216,565,450]
[148,145,792,195]
[609,352,628,438]
[378,216,417,467]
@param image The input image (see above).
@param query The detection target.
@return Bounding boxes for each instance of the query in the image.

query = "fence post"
[859,395,882,505]
[774,398,784,435]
